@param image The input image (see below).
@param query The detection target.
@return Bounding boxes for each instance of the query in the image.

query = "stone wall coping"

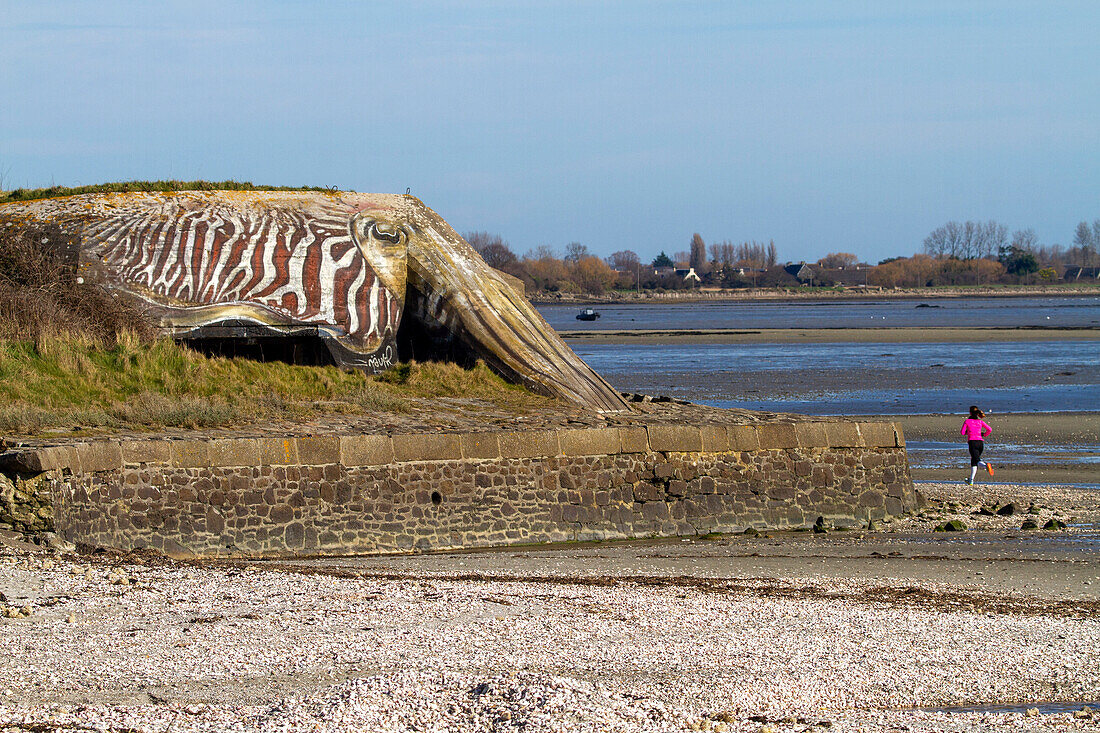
[0,419,906,473]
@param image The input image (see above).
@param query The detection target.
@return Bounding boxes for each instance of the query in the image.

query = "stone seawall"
[0,418,916,557]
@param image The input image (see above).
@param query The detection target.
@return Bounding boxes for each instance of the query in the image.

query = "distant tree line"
[871,218,1100,287]
[464,216,1100,295]
[464,231,794,295]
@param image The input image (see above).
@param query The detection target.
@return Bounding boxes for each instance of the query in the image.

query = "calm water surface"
[571,340,1100,415]
[557,298,1100,478]
[539,296,1100,330]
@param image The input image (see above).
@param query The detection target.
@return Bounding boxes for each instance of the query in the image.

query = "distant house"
[818,267,870,287]
[783,263,815,283]
[675,267,701,283]
[1063,266,1100,281]
[653,266,701,282]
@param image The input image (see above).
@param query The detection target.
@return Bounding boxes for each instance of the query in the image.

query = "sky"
[2,1,1098,264]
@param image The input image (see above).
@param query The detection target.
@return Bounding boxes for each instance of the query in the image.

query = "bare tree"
[607,250,641,272]
[478,242,517,269]
[462,231,518,269]
[528,244,558,261]
[464,231,504,254]
[817,252,859,269]
[689,233,707,273]
[1073,221,1097,266]
[1010,228,1038,251]
[925,220,1006,260]
[1074,221,1094,249]
[709,241,736,269]
[564,242,590,264]
[981,221,1008,259]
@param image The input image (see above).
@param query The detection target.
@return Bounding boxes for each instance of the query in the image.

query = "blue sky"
[2,1,1098,263]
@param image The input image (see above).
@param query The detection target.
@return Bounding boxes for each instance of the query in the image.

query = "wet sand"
[561,326,1100,344]
[875,412,1100,484]
[291,483,1100,602]
[564,328,1100,485]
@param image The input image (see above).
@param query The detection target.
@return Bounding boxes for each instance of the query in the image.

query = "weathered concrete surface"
[1,420,916,557]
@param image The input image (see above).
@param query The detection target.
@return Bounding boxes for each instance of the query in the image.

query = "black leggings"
[968,440,984,466]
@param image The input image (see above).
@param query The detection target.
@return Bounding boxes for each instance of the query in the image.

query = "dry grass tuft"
[0,180,344,204]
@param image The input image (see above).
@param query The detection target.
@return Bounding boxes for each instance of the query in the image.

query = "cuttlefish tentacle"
[401,199,628,412]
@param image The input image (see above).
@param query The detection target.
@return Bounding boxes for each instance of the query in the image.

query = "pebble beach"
[1,481,1098,732]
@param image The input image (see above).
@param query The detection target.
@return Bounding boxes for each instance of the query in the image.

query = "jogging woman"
[961,405,994,485]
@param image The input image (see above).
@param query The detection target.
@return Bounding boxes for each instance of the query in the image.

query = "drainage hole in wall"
[431,491,443,505]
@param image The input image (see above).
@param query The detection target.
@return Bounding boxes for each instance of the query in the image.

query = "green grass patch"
[0,334,550,435]
[0,180,348,204]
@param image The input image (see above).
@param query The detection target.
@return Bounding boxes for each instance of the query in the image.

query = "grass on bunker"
[0,335,551,436]
[0,179,343,204]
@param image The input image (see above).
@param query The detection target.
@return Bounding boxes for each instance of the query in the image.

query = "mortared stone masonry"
[0,419,917,557]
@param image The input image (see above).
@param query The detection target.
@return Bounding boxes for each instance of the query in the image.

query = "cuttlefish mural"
[0,191,628,412]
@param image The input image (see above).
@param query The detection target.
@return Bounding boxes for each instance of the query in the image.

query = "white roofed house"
[652,266,701,282]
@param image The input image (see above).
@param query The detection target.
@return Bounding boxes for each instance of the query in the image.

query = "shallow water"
[703,386,1100,415]
[539,295,1100,330]
[572,340,1100,415]
[907,440,1100,471]
[923,700,1100,715]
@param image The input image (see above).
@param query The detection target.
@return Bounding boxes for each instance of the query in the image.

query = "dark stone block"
[562,505,584,523]
[859,492,884,507]
[768,485,796,501]
[284,522,305,548]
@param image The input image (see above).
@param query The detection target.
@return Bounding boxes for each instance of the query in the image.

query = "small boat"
[576,308,601,321]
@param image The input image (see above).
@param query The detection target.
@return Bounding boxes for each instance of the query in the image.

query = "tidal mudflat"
[1,481,1097,732]
[562,324,1100,485]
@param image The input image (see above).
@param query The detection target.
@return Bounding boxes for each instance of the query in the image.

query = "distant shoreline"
[560,326,1100,344]
[532,285,1100,305]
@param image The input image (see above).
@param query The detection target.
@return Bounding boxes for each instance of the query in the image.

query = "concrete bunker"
[0,191,628,411]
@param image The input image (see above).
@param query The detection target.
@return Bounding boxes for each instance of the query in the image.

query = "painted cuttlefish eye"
[349,212,409,305]
[352,215,407,247]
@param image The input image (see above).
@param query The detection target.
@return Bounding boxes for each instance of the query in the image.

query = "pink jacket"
[961,418,991,441]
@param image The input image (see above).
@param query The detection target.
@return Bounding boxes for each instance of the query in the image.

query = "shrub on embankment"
[0,221,154,344]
